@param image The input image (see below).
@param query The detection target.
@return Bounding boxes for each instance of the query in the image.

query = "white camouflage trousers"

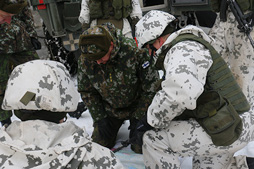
[143,112,253,169]
[209,11,254,158]
[209,11,254,111]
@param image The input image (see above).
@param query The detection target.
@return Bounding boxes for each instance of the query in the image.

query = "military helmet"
[79,25,113,61]
[2,60,80,112]
[135,10,176,49]
[0,0,27,14]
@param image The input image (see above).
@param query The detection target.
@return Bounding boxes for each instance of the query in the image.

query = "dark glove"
[128,118,139,139]
[1,117,11,127]
[82,23,90,32]
[130,115,153,146]
[95,117,114,139]
[30,37,41,50]
[68,102,87,119]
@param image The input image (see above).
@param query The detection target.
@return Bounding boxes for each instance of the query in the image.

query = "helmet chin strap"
[149,44,157,64]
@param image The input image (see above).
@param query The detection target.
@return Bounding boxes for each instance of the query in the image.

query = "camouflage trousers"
[209,11,254,158]
[0,50,39,122]
[92,116,142,153]
[209,11,254,111]
[142,112,254,168]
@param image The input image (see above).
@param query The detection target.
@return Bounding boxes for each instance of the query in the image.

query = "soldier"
[0,60,124,169]
[132,10,254,168]
[0,0,41,127]
[78,22,160,154]
[78,0,142,38]
[209,0,254,167]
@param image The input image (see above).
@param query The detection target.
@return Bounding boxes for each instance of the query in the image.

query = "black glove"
[82,23,90,32]
[95,117,114,139]
[1,117,11,127]
[130,115,153,146]
[30,37,41,50]
[128,118,139,139]
[68,102,87,119]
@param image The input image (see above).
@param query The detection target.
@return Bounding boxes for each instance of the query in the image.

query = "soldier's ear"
[158,37,165,47]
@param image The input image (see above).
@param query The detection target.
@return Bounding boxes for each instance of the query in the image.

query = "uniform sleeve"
[19,6,37,37]
[79,0,90,24]
[130,0,142,19]
[147,41,213,129]
[78,62,107,122]
[132,49,160,119]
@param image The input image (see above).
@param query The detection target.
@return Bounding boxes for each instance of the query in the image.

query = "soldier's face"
[96,41,114,64]
[0,10,14,24]
[146,37,165,56]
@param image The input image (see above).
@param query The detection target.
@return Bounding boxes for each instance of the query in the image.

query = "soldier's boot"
[247,157,254,168]
[130,144,142,154]
[92,123,118,149]
[129,118,143,154]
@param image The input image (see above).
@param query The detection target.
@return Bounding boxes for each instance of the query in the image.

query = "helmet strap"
[149,44,157,64]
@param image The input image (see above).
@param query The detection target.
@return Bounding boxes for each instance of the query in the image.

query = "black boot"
[247,157,254,169]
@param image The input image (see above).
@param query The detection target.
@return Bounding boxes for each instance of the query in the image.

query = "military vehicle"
[139,0,217,30]
[29,0,82,76]
[29,0,216,77]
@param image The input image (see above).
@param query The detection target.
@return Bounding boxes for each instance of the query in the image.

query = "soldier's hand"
[30,37,41,50]
[130,115,153,146]
[128,118,139,139]
[82,23,90,32]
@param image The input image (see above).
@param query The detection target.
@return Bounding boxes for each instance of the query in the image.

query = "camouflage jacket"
[0,6,37,54]
[147,25,214,129]
[78,26,159,121]
[0,120,124,169]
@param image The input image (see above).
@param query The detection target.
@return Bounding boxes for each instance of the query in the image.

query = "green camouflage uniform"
[78,23,160,150]
[0,6,39,122]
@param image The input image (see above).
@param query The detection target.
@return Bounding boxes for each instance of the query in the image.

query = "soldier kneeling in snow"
[0,60,124,169]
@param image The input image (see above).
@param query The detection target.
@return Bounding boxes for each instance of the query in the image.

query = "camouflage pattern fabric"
[209,11,254,114]
[2,60,80,112]
[137,23,254,168]
[0,5,38,122]
[0,50,38,121]
[86,44,103,55]
[209,10,254,158]
[78,23,160,122]
[0,6,37,53]
[0,120,124,168]
[135,10,176,49]
[78,0,142,38]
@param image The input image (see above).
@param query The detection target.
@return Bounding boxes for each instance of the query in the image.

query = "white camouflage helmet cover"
[2,60,80,112]
[135,10,176,48]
